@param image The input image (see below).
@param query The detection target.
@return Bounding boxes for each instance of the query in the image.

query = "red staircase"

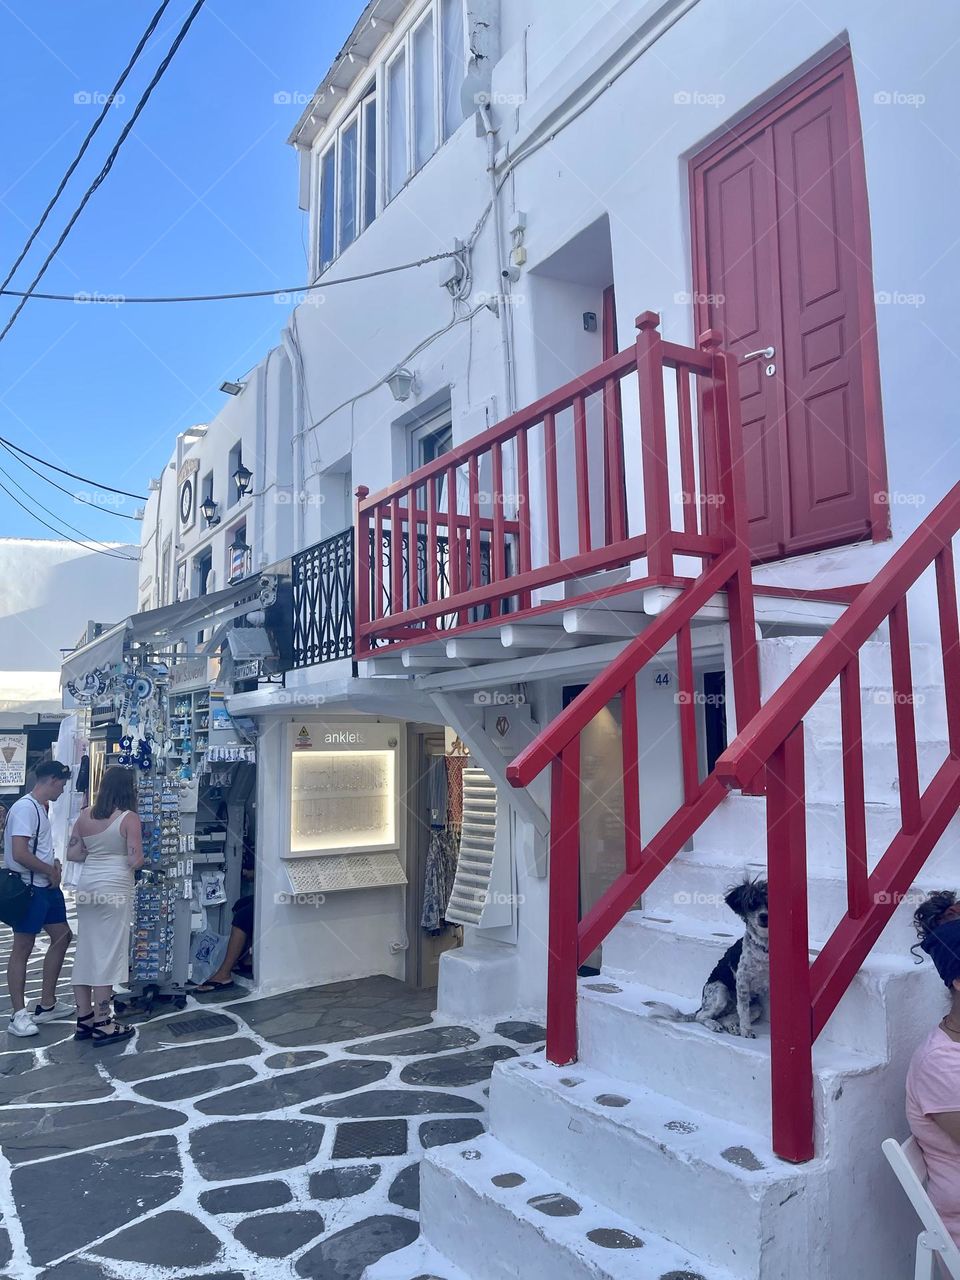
[509,474,960,1163]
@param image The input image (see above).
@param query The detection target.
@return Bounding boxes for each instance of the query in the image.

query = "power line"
[0,0,174,298]
[0,250,456,304]
[0,433,146,500]
[0,473,137,560]
[0,439,141,519]
[0,0,207,346]
[0,459,138,557]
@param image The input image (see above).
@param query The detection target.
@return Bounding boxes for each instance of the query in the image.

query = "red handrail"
[716,480,960,1162]
[506,329,761,1067]
[354,316,731,653]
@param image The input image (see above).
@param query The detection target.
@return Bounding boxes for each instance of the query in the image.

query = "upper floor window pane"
[340,117,359,250]
[362,93,378,230]
[441,0,465,138]
[387,52,408,201]
[413,13,436,172]
[319,147,336,270]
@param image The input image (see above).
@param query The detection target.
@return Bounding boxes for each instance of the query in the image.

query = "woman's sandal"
[74,1012,95,1041]
[192,978,236,994]
[91,1018,135,1044]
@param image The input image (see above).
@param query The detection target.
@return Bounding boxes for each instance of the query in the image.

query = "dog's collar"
[746,931,769,953]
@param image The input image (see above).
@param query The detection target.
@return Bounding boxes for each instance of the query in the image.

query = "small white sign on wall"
[0,734,27,787]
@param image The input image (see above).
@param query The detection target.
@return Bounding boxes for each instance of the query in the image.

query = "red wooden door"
[692,51,885,561]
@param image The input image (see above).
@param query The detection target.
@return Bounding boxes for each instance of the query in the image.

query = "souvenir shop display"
[130,773,190,985]
[69,649,257,1007]
[69,657,194,1011]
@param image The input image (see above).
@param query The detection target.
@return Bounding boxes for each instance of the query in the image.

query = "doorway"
[690,48,887,561]
[405,729,463,988]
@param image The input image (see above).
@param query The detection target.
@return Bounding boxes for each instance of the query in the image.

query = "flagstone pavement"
[0,926,545,1279]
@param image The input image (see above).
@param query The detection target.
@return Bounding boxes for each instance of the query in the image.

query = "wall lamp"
[200,496,220,527]
[386,368,417,402]
[233,462,253,497]
[220,380,244,396]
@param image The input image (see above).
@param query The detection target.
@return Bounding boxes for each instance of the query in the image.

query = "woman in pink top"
[906,894,960,1247]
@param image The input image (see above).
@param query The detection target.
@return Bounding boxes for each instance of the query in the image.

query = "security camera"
[501,265,521,283]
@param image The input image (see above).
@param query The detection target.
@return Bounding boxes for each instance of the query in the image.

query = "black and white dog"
[646,879,769,1038]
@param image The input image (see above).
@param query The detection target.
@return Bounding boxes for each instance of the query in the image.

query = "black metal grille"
[292,521,517,666]
[292,527,355,668]
[371,527,507,639]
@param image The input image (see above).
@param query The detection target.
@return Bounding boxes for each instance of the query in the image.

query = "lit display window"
[290,749,396,854]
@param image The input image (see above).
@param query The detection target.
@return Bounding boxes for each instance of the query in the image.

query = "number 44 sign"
[655,672,671,687]
[0,734,27,787]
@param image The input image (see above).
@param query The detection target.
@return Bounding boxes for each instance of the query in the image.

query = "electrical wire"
[0,0,207,345]
[0,250,456,304]
[0,0,174,298]
[0,439,141,518]
[0,458,138,557]
[0,433,146,499]
[300,302,487,478]
[0,473,137,560]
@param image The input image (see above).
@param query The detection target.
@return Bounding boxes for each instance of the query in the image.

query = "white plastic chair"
[882,1136,960,1279]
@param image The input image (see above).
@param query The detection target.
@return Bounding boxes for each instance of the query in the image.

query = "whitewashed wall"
[0,538,138,713]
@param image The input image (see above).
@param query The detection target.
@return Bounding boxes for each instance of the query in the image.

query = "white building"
[126,2,960,1276]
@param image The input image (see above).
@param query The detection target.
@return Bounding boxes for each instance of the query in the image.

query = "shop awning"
[61,578,263,687]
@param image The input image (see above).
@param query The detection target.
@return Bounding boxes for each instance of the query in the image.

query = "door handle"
[741,346,775,361]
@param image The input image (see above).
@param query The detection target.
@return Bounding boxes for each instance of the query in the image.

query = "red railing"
[505,326,761,1067]
[715,481,960,1162]
[355,315,736,654]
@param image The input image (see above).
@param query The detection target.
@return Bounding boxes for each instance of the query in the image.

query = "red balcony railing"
[716,481,960,1162]
[355,314,738,654]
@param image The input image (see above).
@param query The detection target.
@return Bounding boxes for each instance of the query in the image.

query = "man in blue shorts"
[3,760,73,1037]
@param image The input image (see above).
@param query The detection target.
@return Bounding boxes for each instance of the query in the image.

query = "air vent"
[445,767,497,927]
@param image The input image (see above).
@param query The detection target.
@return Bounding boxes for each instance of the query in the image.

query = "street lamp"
[233,462,253,498]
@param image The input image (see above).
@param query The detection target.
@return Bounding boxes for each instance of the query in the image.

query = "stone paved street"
[0,927,544,1279]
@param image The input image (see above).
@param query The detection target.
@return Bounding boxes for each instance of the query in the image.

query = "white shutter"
[445,766,497,926]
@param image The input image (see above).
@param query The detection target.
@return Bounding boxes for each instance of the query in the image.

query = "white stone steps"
[758,638,944,692]
[692,792,960,880]
[362,1238,472,1280]
[601,910,923,1055]
[577,976,882,1139]
[489,1055,815,1279]
[802,736,948,804]
[642,847,949,956]
[418,1133,739,1280]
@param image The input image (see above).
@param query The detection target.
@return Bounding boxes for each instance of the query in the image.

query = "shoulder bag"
[0,802,38,928]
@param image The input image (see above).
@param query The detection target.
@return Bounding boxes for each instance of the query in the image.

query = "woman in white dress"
[67,766,144,1043]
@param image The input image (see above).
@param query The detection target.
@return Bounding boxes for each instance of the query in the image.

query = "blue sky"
[0,0,359,540]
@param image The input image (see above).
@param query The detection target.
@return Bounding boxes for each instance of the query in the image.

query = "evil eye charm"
[119,735,133,751]
[134,674,154,701]
[138,757,152,772]
[117,754,133,767]
[122,673,138,691]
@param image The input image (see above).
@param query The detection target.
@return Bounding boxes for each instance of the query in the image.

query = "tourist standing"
[3,761,73,1037]
[68,765,143,1043]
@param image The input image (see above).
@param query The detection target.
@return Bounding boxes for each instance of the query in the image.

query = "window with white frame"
[386,51,408,201]
[316,0,467,271]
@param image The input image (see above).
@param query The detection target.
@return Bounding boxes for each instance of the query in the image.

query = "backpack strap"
[26,798,42,888]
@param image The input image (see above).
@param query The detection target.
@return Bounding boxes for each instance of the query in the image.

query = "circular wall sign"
[179,477,194,527]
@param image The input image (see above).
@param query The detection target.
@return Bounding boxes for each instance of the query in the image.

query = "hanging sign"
[0,734,28,787]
